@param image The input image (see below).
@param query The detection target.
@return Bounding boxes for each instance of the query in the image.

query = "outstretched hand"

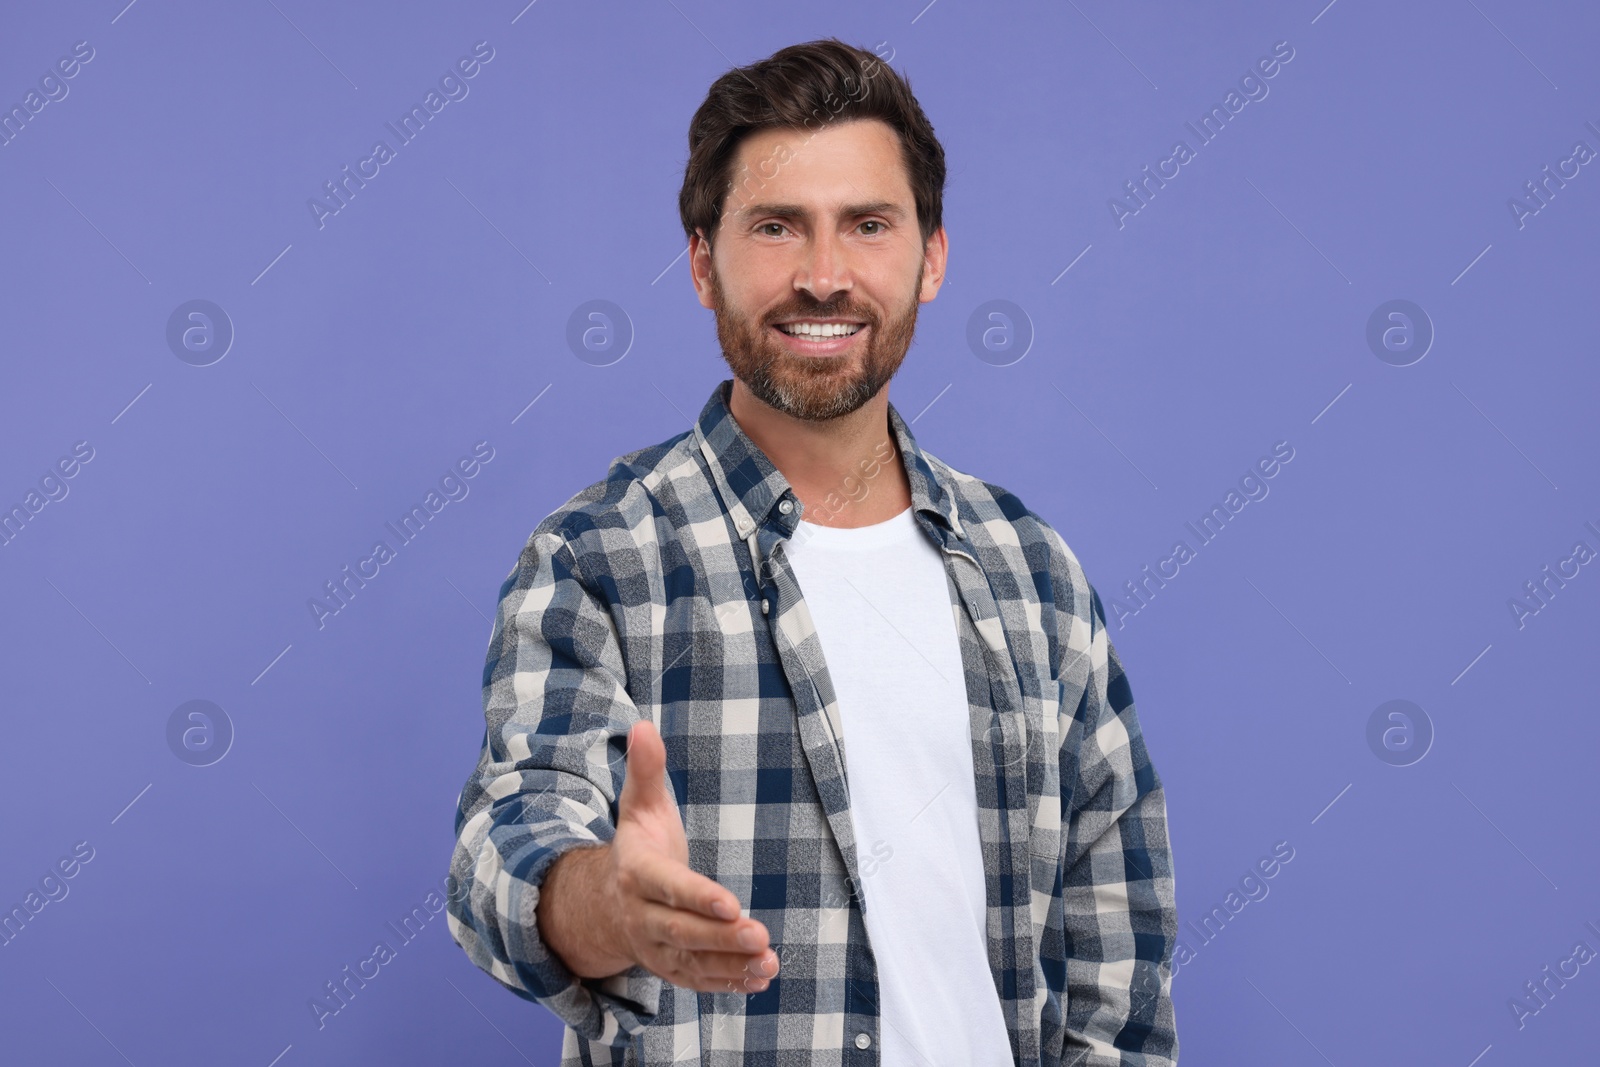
[597,719,779,994]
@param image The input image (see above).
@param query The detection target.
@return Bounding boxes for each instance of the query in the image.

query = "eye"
[758,222,791,237]
[858,220,886,235]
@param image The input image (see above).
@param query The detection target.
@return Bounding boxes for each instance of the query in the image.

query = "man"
[447,38,1179,1066]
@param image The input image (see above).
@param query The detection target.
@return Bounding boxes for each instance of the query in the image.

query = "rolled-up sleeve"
[445,523,662,1044]
[1059,582,1180,1066]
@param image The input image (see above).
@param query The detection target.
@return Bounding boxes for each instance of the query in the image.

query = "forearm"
[445,528,666,1041]
[538,842,632,980]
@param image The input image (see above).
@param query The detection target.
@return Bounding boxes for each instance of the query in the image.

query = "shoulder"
[921,448,1102,630]
[516,427,703,582]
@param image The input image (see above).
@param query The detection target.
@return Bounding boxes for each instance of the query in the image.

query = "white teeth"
[778,322,863,339]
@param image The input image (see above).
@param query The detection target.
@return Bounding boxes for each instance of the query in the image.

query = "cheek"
[862,261,924,311]
[716,267,790,324]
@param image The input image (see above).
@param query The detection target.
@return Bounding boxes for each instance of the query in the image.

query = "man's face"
[692,118,945,422]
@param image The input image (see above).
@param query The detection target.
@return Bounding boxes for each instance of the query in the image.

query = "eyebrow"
[733,201,908,225]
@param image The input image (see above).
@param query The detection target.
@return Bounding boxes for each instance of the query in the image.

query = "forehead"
[729,118,913,210]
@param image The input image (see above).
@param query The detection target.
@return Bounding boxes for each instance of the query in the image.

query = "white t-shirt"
[783,505,1013,1066]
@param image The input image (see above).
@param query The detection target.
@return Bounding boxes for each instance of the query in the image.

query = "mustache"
[766,305,876,326]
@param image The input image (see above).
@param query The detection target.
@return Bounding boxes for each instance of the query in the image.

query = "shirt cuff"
[507,833,664,1044]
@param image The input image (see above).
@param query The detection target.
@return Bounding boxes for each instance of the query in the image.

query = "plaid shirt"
[447,379,1180,1066]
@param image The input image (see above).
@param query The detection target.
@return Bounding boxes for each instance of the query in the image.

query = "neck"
[727,377,913,529]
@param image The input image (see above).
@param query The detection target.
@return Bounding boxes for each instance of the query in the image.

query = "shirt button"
[854,1033,871,1050]
[736,520,752,536]
[778,499,794,515]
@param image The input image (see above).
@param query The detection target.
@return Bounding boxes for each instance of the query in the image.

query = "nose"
[795,225,852,304]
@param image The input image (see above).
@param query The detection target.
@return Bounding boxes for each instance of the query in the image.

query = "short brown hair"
[678,38,946,250]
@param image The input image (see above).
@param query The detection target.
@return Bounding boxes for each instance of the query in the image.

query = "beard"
[708,260,923,422]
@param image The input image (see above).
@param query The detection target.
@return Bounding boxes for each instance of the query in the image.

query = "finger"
[618,720,673,817]
[628,849,745,922]
[657,966,771,996]
[643,945,781,991]
[640,900,769,955]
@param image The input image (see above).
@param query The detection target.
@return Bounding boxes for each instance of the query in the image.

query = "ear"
[690,227,716,310]
[918,225,948,304]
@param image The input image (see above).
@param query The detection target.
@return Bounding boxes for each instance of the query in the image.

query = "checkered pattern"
[446,379,1179,1066]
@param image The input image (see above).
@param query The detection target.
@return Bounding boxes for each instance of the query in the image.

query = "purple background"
[2,1,1597,1064]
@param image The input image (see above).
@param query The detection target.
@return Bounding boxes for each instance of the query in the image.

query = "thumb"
[617,719,676,824]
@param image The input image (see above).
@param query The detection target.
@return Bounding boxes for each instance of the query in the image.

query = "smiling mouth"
[774,322,867,339]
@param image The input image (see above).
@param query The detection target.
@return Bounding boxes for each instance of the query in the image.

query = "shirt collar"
[692,378,967,543]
